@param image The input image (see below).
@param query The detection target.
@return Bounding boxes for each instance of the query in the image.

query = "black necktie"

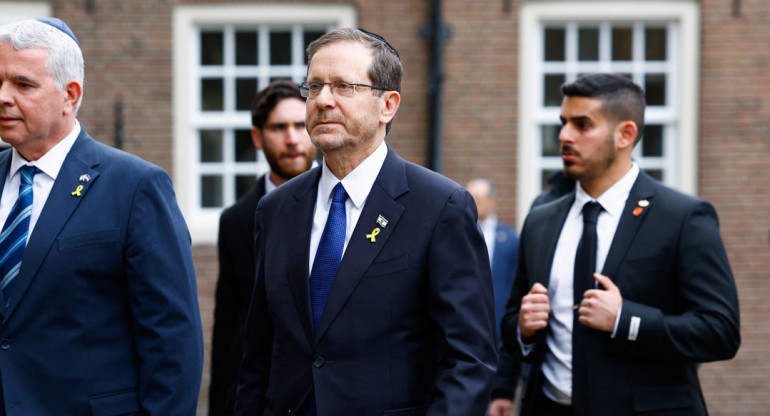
[572,200,602,415]
[573,201,602,306]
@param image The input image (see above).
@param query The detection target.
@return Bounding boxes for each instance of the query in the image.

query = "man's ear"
[379,90,400,126]
[64,80,82,115]
[251,127,264,150]
[615,120,638,150]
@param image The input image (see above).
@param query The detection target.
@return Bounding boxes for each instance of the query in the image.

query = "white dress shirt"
[0,122,80,239]
[308,141,387,274]
[478,214,498,265]
[540,162,639,405]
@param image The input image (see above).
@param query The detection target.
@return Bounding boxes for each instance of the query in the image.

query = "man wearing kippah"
[235,27,496,416]
[0,18,203,415]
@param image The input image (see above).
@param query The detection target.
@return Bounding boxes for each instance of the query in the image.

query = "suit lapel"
[315,149,407,341]
[0,151,11,313]
[601,171,656,279]
[534,196,574,287]
[284,169,321,343]
[3,132,100,319]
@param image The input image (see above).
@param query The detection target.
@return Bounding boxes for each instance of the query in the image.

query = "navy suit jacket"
[502,171,740,416]
[490,222,518,344]
[210,176,267,416]
[0,131,203,415]
[236,146,497,416]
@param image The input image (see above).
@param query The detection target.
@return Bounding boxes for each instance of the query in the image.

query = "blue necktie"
[0,165,39,307]
[572,200,602,415]
[309,182,347,332]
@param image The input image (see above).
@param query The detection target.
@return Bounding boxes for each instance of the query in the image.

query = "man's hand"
[488,398,514,416]
[519,283,550,340]
[577,273,622,332]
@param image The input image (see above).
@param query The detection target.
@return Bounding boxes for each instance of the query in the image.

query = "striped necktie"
[0,165,39,307]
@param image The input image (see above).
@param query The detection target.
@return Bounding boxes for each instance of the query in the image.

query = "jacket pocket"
[381,404,429,415]
[58,228,120,251]
[366,254,409,278]
[89,389,143,415]
[632,385,692,412]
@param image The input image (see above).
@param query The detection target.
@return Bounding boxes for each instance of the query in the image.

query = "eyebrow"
[560,115,592,124]
[12,75,40,86]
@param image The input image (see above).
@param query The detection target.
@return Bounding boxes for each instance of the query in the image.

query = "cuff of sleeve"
[517,326,535,356]
[610,302,623,338]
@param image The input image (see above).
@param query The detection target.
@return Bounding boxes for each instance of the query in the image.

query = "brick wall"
[36,0,770,414]
[698,0,770,414]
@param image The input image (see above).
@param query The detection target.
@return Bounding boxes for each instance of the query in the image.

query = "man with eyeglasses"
[235,28,497,416]
[209,79,317,416]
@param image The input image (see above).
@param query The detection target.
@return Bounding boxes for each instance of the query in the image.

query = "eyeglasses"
[300,81,387,99]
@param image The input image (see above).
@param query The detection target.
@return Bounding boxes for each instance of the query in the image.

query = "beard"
[562,131,616,183]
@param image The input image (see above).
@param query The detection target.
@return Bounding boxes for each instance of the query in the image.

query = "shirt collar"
[10,121,81,180]
[318,141,388,208]
[574,162,640,218]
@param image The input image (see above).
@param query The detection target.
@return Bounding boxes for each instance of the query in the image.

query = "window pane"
[235,129,256,162]
[541,125,561,156]
[270,31,292,65]
[645,28,667,61]
[644,169,663,182]
[200,31,223,65]
[236,31,258,65]
[642,125,663,157]
[200,130,223,162]
[201,175,223,208]
[544,28,565,61]
[544,74,565,106]
[645,74,666,106]
[236,175,258,199]
[201,78,224,111]
[578,27,599,61]
[612,27,632,61]
[304,30,326,64]
[541,169,561,192]
[236,78,258,111]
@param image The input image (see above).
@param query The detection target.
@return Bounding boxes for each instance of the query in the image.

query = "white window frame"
[173,4,356,244]
[0,2,50,25]
[517,1,700,228]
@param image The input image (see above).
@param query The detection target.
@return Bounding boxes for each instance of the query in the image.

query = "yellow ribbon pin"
[366,227,380,243]
[71,185,83,197]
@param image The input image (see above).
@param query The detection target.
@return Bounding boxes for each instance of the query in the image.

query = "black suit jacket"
[502,171,740,416]
[210,176,267,416]
[235,146,497,416]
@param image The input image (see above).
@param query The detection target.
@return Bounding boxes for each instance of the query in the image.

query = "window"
[517,1,700,226]
[173,5,355,243]
[0,2,50,25]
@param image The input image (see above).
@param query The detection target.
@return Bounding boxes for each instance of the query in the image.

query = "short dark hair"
[251,79,304,130]
[561,73,646,144]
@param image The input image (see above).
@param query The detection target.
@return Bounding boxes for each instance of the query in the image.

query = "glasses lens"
[334,82,355,97]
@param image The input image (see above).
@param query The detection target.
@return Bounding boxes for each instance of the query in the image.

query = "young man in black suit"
[209,80,316,416]
[502,73,740,416]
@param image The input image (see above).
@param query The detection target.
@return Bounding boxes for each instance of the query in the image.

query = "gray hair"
[307,27,402,94]
[0,19,84,112]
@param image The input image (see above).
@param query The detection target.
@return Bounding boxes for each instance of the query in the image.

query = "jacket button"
[0,339,10,350]
[313,356,325,368]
